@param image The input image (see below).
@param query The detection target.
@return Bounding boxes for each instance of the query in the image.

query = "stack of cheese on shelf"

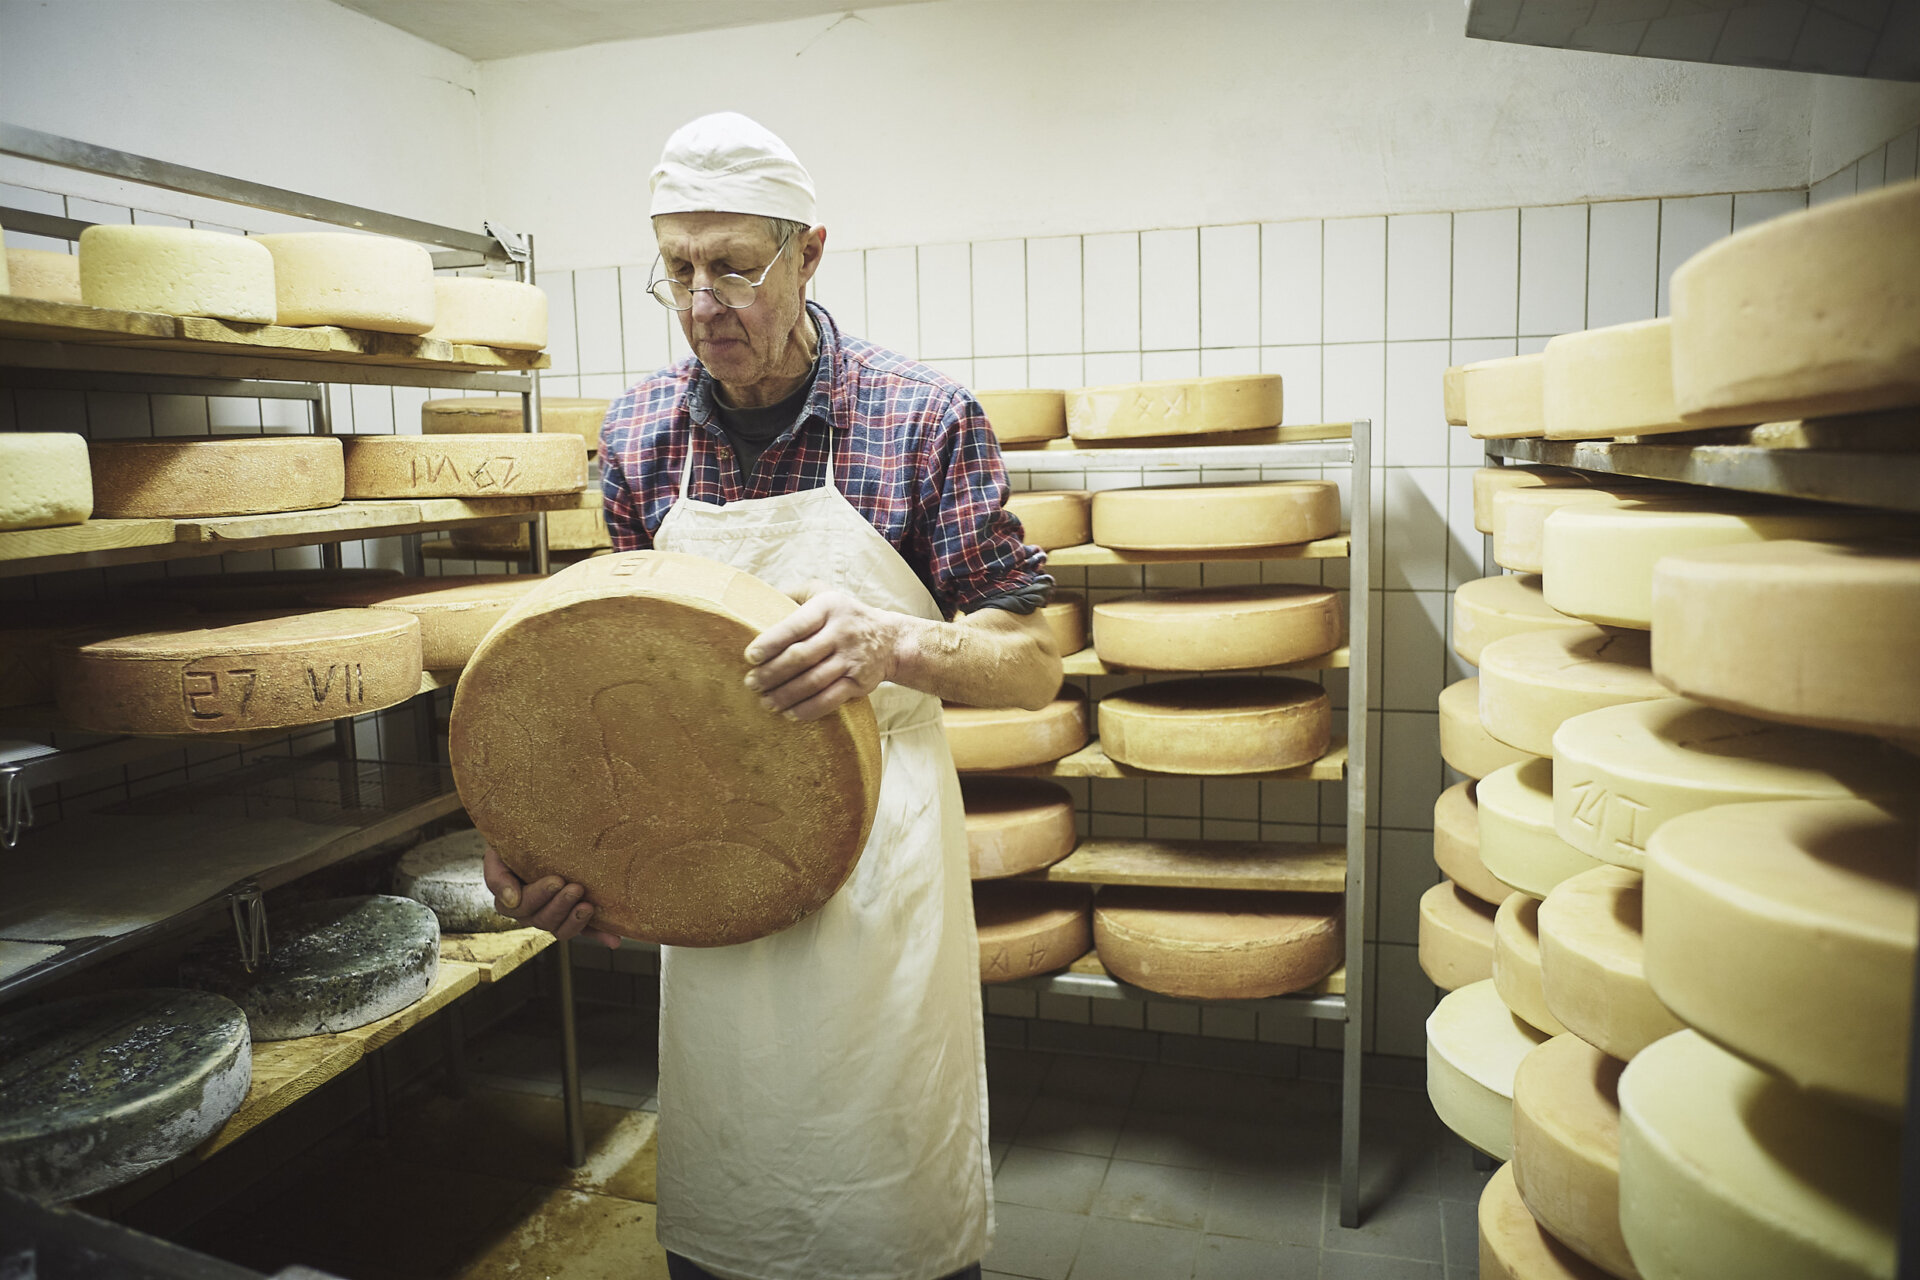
[975,374,1286,449]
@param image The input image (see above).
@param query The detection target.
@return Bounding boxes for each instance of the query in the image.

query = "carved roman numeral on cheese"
[306,662,365,706]
[342,433,584,500]
[974,881,1090,984]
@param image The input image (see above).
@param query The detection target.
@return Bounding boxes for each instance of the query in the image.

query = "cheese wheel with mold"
[961,776,1077,879]
[421,276,548,350]
[1419,880,1499,990]
[1006,490,1090,550]
[1464,354,1547,439]
[1444,365,1469,426]
[1495,894,1567,1036]
[303,574,542,670]
[54,608,423,735]
[1479,761,1604,900]
[1543,317,1690,440]
[1041,592,1087,657]
[449,507,612,555]
[1472,467,1595,535]
[1511,1035,1638,1280]
[1097,675,1330,775]
[1428,980,1552,1159]
[5,247,83,304]
[252,232,435,334]
[77,224,276,322]
[1491,485,1657,575]
[975,880,1091,982]
[1480,1161,1613,1280]
[181,895,439,1040]
[1650,539,1920,738]
[393,829,519,933]
[88,436,344,519]
[1066,374,1283,441]
[421,397,611,453]
[1434,780,1512,906]
[449,551,883,946]
[1439,678,1540,780]
[977,388,1068,444]
[1452,574,1588,667]
[0,432,92,531]
[340,432,586,499]
[1670,179,1920,426]
[1091,480,1340,551]
[945,692,1088,771]
[1551,697,1915,871]
[1477,628,1663,758]
[1618,1029,1899,1280]
[1643,799,1915,1118]
[1091,585,1341,671]
[0,989,251,1202]
[1537,866,1682,1062]
[1093,886,1342,999]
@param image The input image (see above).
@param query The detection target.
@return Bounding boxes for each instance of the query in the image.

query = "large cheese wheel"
[5,247,83,304]
[449,551,883,946]
[1644,799,1915,1118]
[1543,318,1690,440]
[1066,374,1283,441]
[1434,779,1512,905]
[449,507,611,555]
[1091,585,1341,671]
[977,389,1067,444]
[1452,574,1587,668]
[1494,894,1566,1037]
[1480,1161,1613,1280]
[1092,886,1342,999]
[1650,539,1920,737]
[77,225,276,323]
[3,604,138,710]
[1512,1035,1638,1280]
[961,776,1077,879]
[135,568,401,611]
[1551,698,1914,871]
[421,276,548,350]
[1041,592,1086,657]
[1444,365,1469,426]
[1006,490,1090,550]
[182,895,439,1040]
[1090,481,1340,551]
[0,989,251,1202]
[393,829,518,933]
[1491,486,1655,575]
[1537,867,1683,1062]
[1479,760,1605,900]
[1670,178,1920,425]
[1464,354,1546,439]
[303,573,541,670]
[1472,467,1595,535]
[944,692,1088,771]
[88,436,344,519]
[1419,879,1499,990]
[1439,678,1540,780]
[421,397,611,454]
[54,609,423,735]
[340,432,586,499]
[1618,1030,1899,1280]
[1477,628,1663,757]
[1097,676,1330,775]
[0,432,92,531]
[1427,980,1552,1160]
[252,232,435,334]
[975,880,1090,982]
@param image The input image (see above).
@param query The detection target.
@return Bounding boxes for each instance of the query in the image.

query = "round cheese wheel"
[5,247,83,304]
[422,277,549,351]
[1472,467,1595,536]
[1512,1035,1638,1280]
[1543,318,1689,440]
[1091,585,1341,671]
[1537,866,1683,1062]
[449,551,884,946]
[1644,799,1915,1118]
[341,433,586,499]
[1650,539,1920,738]
[977,389,1068,444]
[1097,676,1331,775]
[1477,628,1664,758]
[77,225,276,323]
[449,507,612,555]
[1090,481,1340,551]
[961,776,1077,879]
[1093,886,1342,999]
[0,432,92,531]
[1066,374,1283,441]
[1550,697,1915,871]
[302,573,541,670]
[1453,574,1588,667]
[135,568,403,610]
[393,829,519,933]
[1041,592,1087,657]
[1427,980,1552,1160]
[1494,895,1566,1037]
[1670,179,1920,425]
[1434,780,1511,906]
[2,602,153,710]
[1444,365,1469,426]
[1480,1161,1613,1280]
[421,397,611,453]
[1618,1030,1899,1280]
[975,880,1091,982]
[1491,485,1655,575]
[88,436,345,519]
[252,232,435,334]
[1479,760,1605,900]
[944,692,1088,771]
[1419,879,1499,990]
[0,989,251,1202]
[1439,678,1540,780]
[55,608,424,735]
[1007,490,1091,550]
[1464,353,1546,439]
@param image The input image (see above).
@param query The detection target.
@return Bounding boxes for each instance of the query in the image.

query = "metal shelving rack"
[994,421,1374,1228]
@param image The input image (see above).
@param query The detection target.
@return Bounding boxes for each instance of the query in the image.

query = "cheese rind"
[5,248,83,303]
[301,574,543,670]
[1477,628,1663,758]
[1543,318,1689,440]
[449,507,611,555]
[1464,354,1546,439]
[961,776,1078,879]
[340,433,586,499]
[977,389,1068,444]
[1097,676,1331,775]
[1066,375,1283,441]
[1093,886,1342,999]
[1041,592,1087,657]
[1439,678,1541,780]
[1494,895,1566,1036]
[1007,490,1091,550]
[421,277,548,350]
[1473,467,1594,535]
[1479,760,1605,900]
[1434,779,1512,906]
[252,232,435,334]
[1091,585,1341,671]
[1511,1035,1637,1279]
[77,225,276,323]
[1427,980,1552,1160]
[1452,574,1587,667]
[975,881,1091,982]
[88,436,344,519]
[420,397,611,453]
[1480,1161,1613,1280]
[1444,365,1468,426]
[945,693,1089,771]
[0,432,92,530]
[1090,481,1340,551]
[1419,880,1499,990]
[393,829,519,933]
[1491,486,1654,575]
[1537,866,1683,1061]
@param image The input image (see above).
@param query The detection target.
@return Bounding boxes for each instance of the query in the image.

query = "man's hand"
[744,583,904,722]
[482,843,622,947]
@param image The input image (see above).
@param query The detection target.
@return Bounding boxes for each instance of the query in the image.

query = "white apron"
[650,429,993,1280]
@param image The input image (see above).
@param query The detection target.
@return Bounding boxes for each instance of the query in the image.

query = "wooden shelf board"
[1030,838,1347,893]
[1005,421,1353,452]
[1060,644,1349,678]
[1045,535,1349,567]
[420,538,611,561]
[978,738,1346,782]
[439,927,554,983]
[1063,949,1347,997]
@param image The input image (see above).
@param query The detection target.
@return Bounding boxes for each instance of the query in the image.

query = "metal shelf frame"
[1483,435,1920,512]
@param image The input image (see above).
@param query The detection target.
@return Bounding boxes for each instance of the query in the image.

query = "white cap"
[649,112,816,225]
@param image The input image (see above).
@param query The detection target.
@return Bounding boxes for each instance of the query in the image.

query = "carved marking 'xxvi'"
[410,454,522,491]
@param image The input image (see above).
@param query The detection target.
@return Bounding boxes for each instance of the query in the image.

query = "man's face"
[652,212,818,393]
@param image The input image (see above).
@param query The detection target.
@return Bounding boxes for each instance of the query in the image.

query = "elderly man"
[483,112,1061,1280]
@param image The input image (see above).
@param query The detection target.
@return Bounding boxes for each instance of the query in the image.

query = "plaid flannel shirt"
[598,302,1050,618]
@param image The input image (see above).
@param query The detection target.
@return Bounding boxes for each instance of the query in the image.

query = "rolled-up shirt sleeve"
[913,390,1052,618]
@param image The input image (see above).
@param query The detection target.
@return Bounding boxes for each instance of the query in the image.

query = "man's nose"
[691,287,730,324]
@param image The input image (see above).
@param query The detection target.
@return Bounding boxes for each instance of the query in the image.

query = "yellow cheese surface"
[1477,627,1663,758]
[1452,574,1588,667]
[1439,678,1541,780]
[944,693,1089,771]
[253,232,435,334]
[1090,481,1340,551]
[1066,375,1283,441]
[88,437,344,519]
[1096,675,1330,775]
[301,574,543,670]
[977,389,1068,444]
[1479,1161,1613,1280]
[1444,365,1469,426]
[448,508,611,555]
[77,225,276,323]
[1428,980,1552,1160]
[0,433,92,531]
[1537,866,1683,1062]
[961,776,1078,879]
[5,248,82,304]
[1478,760,1605,900]
[1434,779,1513,906]
[1472,467,1594,535]
[1543,318,1690,440]
[1511,1035,1638,1279]
[341,433,587,500]
[1490,485,1655,575]
[1463,354,1546,439]
[1091,585,1341,671]
[1494,894,1566,1037]
[1419,879,1498,991]
[421,276,548,351]
[1094,886,1342,1000]
[975,881,1091,982]
[420,398,611,453]
[1006,490,1091,551]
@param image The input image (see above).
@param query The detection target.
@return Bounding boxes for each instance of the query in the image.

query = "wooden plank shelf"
[1029,838,1347,893]
[439,927,554,983]
[1044,535,1349,567]
[1060,644,1349,678]
[1005,421,1354,453]
[978,738,1347,782]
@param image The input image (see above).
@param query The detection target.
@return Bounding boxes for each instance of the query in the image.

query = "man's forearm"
[888,608,1062,711]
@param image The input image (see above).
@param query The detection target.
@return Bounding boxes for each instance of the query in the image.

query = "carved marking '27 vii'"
[182,667,260,721]
[307,663,366,706]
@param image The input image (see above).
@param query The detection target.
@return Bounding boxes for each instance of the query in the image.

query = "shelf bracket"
[1,767,34,850]
[485,221,531,265]
[229,882,270,973]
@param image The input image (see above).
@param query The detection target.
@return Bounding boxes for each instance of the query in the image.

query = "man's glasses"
[648,232,794,311]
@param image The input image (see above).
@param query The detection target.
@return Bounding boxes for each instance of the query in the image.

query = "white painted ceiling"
[328,0,937,61]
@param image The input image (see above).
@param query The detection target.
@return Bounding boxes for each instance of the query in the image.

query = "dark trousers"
[666,1253,982,1280]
